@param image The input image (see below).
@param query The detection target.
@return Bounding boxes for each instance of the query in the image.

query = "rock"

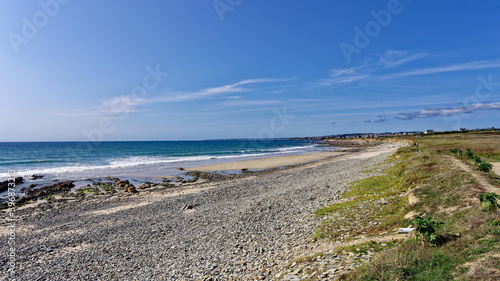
[24,184,38,194]
[25,181,74,199]
[161,181,175,188]
[126,185,137,193]
[138,183,152,190]
[182,204,200,211]
[114,179,131,190]
[0,177,23,192]
[30,174,44,180]
[5,143,400,280]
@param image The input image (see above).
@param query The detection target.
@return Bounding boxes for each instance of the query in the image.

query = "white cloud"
[221,99,280,107]
[316,50,500,87]
[61,78,295,117]
[365,112,388,122]
[383,59,500,80]
[317,66,369,86]
[396,102,500,120]
[378,50,428,67]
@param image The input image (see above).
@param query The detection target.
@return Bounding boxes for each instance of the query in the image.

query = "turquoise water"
[0,140,318,181]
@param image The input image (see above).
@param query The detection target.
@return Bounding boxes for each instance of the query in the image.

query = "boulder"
[138,183,151,190]
[127,185,137,193]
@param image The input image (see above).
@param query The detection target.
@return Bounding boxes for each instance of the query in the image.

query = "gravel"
[1,146,398,280]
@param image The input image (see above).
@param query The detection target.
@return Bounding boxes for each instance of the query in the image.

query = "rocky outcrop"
[30,174,44,180]
[23,184,38,194]
[0,177,23,193]
[108,178,137,193]
[25,181,74,198]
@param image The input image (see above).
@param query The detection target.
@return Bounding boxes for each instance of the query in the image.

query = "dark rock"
[30,174,44,180]
[24,184,38,194]
[186,171,226,182]
[25,181,74,199]
[161,181,175,188]
[0,177,23,193]
[127,185,137,193]
[115,179,131,189]
[182,203,200,211]
[138,183,151,190]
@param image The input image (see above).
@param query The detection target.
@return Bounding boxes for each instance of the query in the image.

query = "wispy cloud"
[316,49,500,87]
[59,78,295,117]
[365,113,387,123]
[221,99,281,107]
[365,118,386,123]
[378,50,428,68]
[396,102,500,120]
[317,66,369,86]
[382,59,500,80]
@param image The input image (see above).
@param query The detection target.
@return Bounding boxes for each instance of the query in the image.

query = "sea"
[0,139,323,195]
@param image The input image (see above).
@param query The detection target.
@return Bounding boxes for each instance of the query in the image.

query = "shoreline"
[0,140,318,182]
[0,142,400,204]
[186,151,347,171]
[0,141,406,280]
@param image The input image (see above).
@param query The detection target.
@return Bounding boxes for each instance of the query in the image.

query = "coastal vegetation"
[308,132,500,280]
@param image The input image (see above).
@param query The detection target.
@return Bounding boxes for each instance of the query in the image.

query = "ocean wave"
[0,160,59,166]
[0,144,318,180]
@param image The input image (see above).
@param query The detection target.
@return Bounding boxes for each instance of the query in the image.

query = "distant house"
[458,128,467,132]
[424,130,434,134]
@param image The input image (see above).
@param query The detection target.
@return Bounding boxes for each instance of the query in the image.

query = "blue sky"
[1,0,499,141]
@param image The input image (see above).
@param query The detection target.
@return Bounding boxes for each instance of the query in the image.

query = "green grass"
[335,239,400,255]
[314,149,435,240]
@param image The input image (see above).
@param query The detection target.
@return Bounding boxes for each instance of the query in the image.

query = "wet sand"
[186,151,347,171]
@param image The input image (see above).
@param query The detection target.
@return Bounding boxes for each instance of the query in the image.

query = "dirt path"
[444,155,500,194]
[492,162,500,176]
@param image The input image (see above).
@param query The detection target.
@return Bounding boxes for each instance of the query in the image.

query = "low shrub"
[477,162,493,172]
[479,192,500,212]
[410,215,444,246]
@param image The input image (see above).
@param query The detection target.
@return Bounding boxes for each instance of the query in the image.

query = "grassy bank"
[311,132,500,280]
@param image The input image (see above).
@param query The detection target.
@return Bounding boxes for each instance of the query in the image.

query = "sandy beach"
[0,141,405,280]
[187,151,347,171]
[187,142,397,172]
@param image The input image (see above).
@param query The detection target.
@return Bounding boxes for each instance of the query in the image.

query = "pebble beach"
[1,142,404,280]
